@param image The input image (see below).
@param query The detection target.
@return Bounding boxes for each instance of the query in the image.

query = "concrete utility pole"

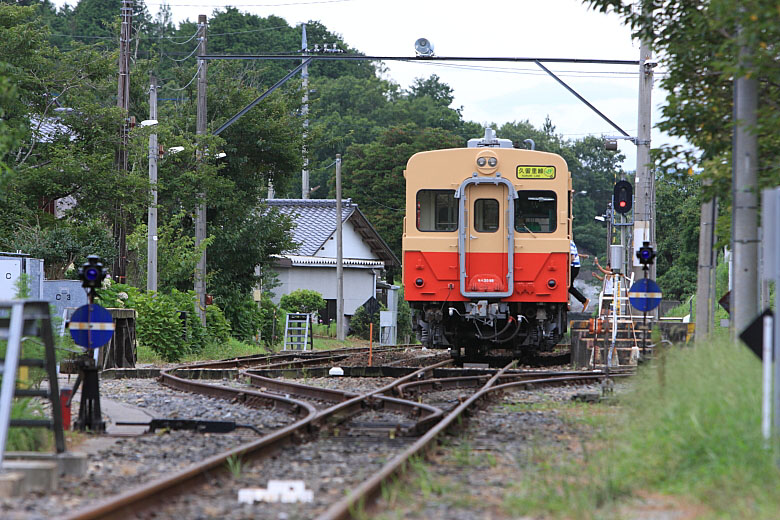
[336,155,345,341]
[695,182,717,340]
[147,74,158,293]
[631,34,655,284]
[114,0,133,283]
[195,14,208,326]
[301,23,310,199]
[731,24,759,337]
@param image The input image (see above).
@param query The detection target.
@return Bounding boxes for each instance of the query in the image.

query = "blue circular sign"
[69,304,114,349]
[629,278,662,312]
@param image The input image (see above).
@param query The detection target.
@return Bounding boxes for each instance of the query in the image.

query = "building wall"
[270,266,377,316]
[317,221,377,259]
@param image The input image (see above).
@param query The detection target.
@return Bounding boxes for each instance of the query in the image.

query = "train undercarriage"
[412,299,568,362]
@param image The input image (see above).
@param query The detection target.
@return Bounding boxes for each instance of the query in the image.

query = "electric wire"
[401,59,668,79]
[50,27,201,42]
[144,0,355,6]
[166,43,200,62]
[161,63,202,91]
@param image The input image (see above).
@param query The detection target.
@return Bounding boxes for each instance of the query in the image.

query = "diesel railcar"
[403,129,573,360]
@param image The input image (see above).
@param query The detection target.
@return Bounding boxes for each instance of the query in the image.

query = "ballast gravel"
[0,378,296,520]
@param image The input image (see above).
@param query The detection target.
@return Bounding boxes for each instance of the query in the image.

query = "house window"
[416,190,457,231]
[515,190,557,233]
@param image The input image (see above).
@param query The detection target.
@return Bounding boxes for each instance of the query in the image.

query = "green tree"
[342,124,463,260]
[655,168,701,300]
[584,0,780,240]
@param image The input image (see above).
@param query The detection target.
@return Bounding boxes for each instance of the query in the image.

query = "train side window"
[416,190,457,231]
[474,199,499,232]
[515,190,557,233]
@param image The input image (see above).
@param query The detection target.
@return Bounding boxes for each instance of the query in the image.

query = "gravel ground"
[371,383,606,520]
[1,378,297,520]
[151,433,416,520]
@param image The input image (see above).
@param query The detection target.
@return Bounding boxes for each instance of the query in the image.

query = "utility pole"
[195,14,207,326]
[147,74,158,293]
[336,155,344,340]
[301,23,310,199]
[114,0,133,283]
[631,30,654,285]
[731,23,759,337]
[695,182,717,340]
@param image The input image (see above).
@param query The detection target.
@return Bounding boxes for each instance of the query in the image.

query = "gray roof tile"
[265,199,355,256]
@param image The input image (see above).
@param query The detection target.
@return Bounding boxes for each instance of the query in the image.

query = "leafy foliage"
[584,0,780,242]
[279,289,326,314]
[349,302,385,341]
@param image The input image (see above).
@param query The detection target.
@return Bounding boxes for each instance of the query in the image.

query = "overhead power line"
[145,0,355,6]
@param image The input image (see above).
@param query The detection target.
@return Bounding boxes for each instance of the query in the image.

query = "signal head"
[636,241,656,266]
[79,255,107,289]
[613,180,633,215]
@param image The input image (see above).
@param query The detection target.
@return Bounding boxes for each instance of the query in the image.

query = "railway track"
[60,347,626,519]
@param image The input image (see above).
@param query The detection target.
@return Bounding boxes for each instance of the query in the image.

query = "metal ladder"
[283,313,312,351]
[595,273,642,366]
[0,301,66,469]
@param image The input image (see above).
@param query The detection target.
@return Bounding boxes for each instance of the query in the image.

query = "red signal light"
[619,201,626,207]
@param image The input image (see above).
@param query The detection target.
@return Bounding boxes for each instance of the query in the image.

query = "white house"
[263,199,399,326]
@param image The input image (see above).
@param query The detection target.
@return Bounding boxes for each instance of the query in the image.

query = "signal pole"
[632,31,655,284]
[731,23,759,337]
[195,14,207,326]
[147,74,158,293]
[114,0,133,283]
[301,23,310,199]
[336,155,344,340]
[695,183,717,340]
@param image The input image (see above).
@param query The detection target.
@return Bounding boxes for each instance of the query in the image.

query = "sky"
[60,0,683,169]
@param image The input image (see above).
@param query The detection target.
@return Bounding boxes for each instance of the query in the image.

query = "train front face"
[403,144,572,359]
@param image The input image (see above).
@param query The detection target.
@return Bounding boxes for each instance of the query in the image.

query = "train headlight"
[415,278,424,287]
[476,157,487,167]
[487,157,497,167]
[547,279,557,289]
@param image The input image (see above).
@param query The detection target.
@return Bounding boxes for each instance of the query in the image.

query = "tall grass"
[505,339,780,518]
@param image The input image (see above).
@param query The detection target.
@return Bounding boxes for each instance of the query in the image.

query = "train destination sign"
[516,165,556,179]
[628,278,662,312]
[69,303,115,349]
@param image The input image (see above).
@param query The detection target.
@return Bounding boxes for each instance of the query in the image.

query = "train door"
[456,178,516,298]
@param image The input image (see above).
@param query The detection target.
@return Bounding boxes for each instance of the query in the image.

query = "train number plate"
[516,165,556,179]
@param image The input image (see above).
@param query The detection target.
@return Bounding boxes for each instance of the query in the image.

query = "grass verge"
[503,339,780,519]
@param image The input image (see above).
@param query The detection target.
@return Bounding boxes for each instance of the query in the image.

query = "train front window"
[515,190,557,233]
[416,190,457,231]
[474,199,499,232]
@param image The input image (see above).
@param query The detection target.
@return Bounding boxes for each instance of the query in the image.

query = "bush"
[220,292,263,343]
[258,292,282,348]
[279,289,326,314]
[349,303,385,341]
[206,305,232,344]
[132,292,187,362]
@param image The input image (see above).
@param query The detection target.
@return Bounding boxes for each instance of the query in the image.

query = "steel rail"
[395,369,631,398]
[317,361,516,520]
[64,358,450,520]
[64,373,318,520]
[245,373,444,434]
[317,371,624,519]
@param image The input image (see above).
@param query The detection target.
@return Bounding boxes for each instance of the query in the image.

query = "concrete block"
[2,460,58,493]
[0,472,24,498]
[5,451,87,477]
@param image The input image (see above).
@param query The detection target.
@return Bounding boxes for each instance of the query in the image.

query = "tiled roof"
[29,108,76,143]
[264,199,399,267]
[272,255,385,268]
[265,199,356,257]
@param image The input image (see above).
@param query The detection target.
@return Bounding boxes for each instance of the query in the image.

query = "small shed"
[263,199,399,329]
